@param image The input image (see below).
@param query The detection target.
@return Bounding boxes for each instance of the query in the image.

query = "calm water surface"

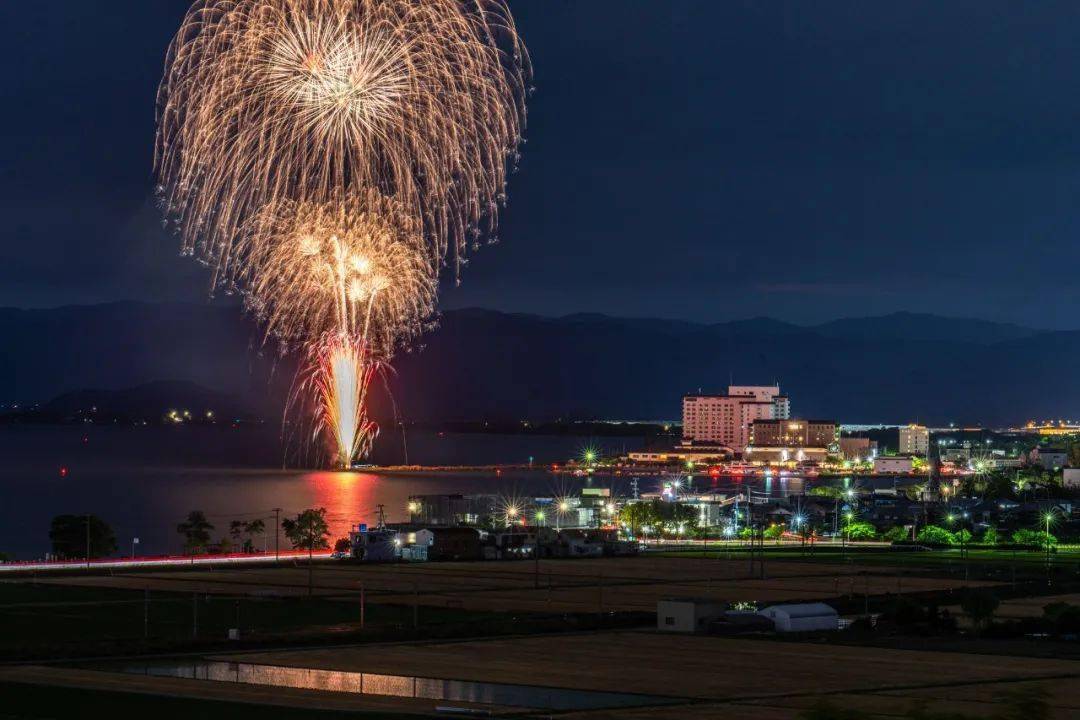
[0,426,871,560]
[0,426,648,559]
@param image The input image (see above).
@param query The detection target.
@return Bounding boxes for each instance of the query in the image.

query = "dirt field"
[27,555,998,614]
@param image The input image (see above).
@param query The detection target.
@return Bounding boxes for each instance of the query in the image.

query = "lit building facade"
[682,385,790,452]
[899,424,929,456]
[839,437,878,462]
[750,419,838,449]
[745,419,838,463]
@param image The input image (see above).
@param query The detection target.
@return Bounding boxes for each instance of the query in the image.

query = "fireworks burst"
[157,0,531,285]
[240,191,436,353]
[156,0,530,467]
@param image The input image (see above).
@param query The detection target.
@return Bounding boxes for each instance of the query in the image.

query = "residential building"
[682,385,789,452]
[1064,468,1080,488]
[839,437,878,462]
[657,598,727,633]
[899,424,930,456]
[1031,447,1068,470]
[874,455,914,474]
[407,494,498,526]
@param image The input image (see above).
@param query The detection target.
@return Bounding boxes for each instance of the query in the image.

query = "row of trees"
[618,499,699,537]
[46,508,335,560]
[177,509,333,554]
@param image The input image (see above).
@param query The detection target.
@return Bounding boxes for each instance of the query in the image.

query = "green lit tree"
[882,526,910,543]
[618,501,656,538]
[916,525,956,546]
[843,521,877,541]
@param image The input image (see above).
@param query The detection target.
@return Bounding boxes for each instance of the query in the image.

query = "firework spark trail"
[247,194,436,465]
[157,0,529,466]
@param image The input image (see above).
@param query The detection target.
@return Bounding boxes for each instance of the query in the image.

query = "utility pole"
[85,514,91,568]
[273,508,282,562]
[376,504,387,529]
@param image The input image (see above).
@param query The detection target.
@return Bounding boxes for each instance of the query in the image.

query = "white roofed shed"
[758,603,838,632]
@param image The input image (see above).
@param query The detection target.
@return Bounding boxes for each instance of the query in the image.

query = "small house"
[657,598,727,633]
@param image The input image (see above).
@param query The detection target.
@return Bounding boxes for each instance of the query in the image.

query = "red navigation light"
[59,466,69,478]
[82,435,89,444]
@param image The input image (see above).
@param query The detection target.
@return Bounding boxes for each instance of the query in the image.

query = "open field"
[225,630,1080,719]
[19,554,1000,615]
[5,629,1080,719]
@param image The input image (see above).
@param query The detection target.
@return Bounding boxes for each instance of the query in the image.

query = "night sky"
[4,1,1080,327]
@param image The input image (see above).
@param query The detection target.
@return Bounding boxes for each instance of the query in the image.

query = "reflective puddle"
[107,660,680,710]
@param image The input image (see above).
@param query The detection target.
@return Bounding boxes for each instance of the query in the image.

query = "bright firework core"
[320,337,375,468]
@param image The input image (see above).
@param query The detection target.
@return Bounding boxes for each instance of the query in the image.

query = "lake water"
[0,426,867,561]
[0,426,650,560]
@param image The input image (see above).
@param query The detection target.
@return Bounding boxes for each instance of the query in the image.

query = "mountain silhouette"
[0,302,1071,426]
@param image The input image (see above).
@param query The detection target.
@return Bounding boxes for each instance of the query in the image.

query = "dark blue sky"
[3,1,1080,327]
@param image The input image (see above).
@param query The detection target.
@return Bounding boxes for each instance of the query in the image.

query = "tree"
[283,508,331,551]
[764,524,785,542]
[809,486,845,500]
[844,521,877,541]
[334,537,352,554]
[283,508,331,596]
[618,502,656,538]
[49,515,117,559]
[981,526,999,546]
[916,525,956,546]
[243,518,265,553]
[882,526,910,543]
[1011,529,1056,548]
[959,589,999,635]
[177,511,214,554]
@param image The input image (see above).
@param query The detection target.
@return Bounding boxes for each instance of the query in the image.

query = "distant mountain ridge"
[0,302,1072,426]
[37,381,256,423]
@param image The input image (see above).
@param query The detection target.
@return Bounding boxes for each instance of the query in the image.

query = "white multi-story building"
[682,385,790,452]
[898,424,929,456]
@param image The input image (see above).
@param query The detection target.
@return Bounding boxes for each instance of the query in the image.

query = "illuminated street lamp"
[1043,510,1059,572]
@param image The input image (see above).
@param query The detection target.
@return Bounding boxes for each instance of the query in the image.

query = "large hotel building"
[682,385,791,451]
